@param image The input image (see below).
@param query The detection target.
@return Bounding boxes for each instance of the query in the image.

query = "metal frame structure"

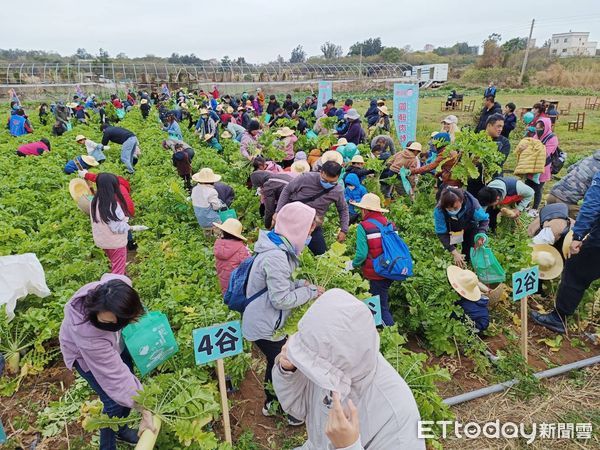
[0,62,413,86]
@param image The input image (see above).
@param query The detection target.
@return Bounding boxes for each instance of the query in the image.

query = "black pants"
[254,338,287,404]
[488,207,501,233]
[308,226,328,255]
[369,279,394,326]
[525,179,545,209]
[461,227,477,263]
[556,245,600,317]
[181,173,192,192]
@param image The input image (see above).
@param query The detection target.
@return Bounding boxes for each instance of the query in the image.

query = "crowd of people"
[7,82,599,450]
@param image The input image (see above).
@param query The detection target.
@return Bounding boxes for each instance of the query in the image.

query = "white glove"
[103,145,110,150]
[344,260,354,272]
[256,187,262,196]
[78,170,88,178]
[130,225,149,232]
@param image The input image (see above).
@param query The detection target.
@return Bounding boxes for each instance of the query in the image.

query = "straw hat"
[349,193,389,213]
[291,160,310,174]
[226,106,234,114]
[199,108,209,115]
[68,178,92,202]
[213,218,247,241]
[221,130,233,139]
[562,230,574,259]
[531,244,564,280]
[192,168,221,183]
[140,99,148,104]
[75,134,86,142]
[406,142,422,153]
[81,155,99,167]
[203,133,214,142]
[441,115,458,125]
[351,155,365,164]
[237,106,245,111]
[216,104,223,112]
[76,195,92,215]
[67,102,78,108]
[447,265,482,301]
[180,102,188,110]
[275,127,294,137]
[377,105,389,115]
[320,150,344,165]
[337,138,348,146]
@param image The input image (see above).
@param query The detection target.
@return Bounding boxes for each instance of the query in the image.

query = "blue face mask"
[446,209,460,217]
[320,179,336,189]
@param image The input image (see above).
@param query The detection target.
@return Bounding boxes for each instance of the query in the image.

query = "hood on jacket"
[250,170,271,188]
[535,117,553,142]
[274,201,316,255]
[400,149,417,159]
[65,274,132,338]
[594,150,600,160]
[344,173,366,203]
[287,288,379,399]
[214,238,247,260]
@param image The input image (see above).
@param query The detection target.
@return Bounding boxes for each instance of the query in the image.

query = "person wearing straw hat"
[376,105,390,132]
[213,219,251,295]
[381,141,423,199]
[225,117,247,142]
[345,193,399,326]
[273,289,425,449]
[531,171,600,334]
[140,98,151,119]
[447,266,490,332]
[332,137,348,151]
[343,154,375,184]
[76,134,108,163]
[338,108,365,145]
[191,168,226,230]
[276,161,348,255]
[203,132,223,152]
[440,115,459,143]
[100,124,139,174]
[290,160,310,176]
[313,150,344,173]
[274,127,298,169]
[64,155,99,175]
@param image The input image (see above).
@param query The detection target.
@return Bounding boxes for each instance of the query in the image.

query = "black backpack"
[542,133,566,175]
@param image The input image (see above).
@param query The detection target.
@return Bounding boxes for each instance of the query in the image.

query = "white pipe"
[443,355,600,406]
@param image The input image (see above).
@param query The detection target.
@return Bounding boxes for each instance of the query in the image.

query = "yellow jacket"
[514,138,546,175]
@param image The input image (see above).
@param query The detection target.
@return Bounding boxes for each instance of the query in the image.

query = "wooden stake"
[216,358,232,444]
[521,296,528,363]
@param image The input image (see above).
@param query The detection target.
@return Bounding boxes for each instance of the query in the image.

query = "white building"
[550,32,597,57]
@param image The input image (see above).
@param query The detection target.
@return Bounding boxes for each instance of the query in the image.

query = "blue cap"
[432,132,451,148]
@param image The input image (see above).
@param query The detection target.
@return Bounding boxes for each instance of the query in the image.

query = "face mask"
[536,129,544,138]
[446,209,460,217]
[347,185,355,191]
[91,316,129,332]
[320,179,336,189]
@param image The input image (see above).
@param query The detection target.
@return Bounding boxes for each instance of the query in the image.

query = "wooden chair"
[568,112,585,131]
[463,100,476,112]
[584,97,598,110]
[559,102,571,115]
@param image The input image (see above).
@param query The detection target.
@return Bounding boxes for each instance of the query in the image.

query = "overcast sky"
[2,0,599,62]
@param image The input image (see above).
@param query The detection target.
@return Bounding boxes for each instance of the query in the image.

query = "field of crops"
[1,92,599,449]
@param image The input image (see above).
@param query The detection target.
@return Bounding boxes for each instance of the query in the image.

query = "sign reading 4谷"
[193,320,244,365]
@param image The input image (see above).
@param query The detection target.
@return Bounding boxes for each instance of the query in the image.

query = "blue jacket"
[434,191,489,251]
[344,174,367,216]
[164,121,183,140]
[501,112,516,138]
[64,156,93,174]
[572,171,600,247]
[457,296,489,332]
[8,114,27,136]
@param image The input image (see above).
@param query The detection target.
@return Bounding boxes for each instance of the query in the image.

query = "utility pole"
[359,46,363,80]
[519,18,535,85]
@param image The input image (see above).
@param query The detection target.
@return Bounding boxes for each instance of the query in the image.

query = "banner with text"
[393,83,419,148]
[316,81,333,117]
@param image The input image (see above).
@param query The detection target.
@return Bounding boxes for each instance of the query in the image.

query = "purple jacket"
[341,120,365,145]
[59,274,142,408]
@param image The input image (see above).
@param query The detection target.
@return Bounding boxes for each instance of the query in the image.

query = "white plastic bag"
[0,253,51,321]
[532,227,556,245]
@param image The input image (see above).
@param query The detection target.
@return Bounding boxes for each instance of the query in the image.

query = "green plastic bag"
[122,311,179,377]
[116,108,126,119]
[218,209,237,222]
[264,113,271,124]
[470,234,506,284]
[399,167,412,195]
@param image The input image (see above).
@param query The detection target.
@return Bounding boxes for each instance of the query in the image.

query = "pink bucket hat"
[275,201,316,255]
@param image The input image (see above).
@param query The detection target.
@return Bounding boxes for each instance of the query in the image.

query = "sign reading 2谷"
[512,266,539,301]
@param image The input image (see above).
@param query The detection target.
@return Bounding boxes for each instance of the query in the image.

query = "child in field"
[172,143,193,192]
[140,99,151,119]
[39,103,49,125]
[344,173,368,224]
[191,168,226,230]
[447,265,489,333]
[213,219,251,294]
[76,134,108,163]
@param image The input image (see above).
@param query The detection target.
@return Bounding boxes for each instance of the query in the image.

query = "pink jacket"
[214,239,251,294]
[17,141,49,156]
[534,117,558,183]
[281,135,298,161]
[59,274,142,408]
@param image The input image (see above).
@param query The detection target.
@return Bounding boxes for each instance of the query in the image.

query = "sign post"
[193,320,244,444]
[512,266,539,363]
[392,83,419,148]
[316,80,333,117]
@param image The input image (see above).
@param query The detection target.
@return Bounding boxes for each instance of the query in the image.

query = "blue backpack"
[366,219,413,281]
[224,255,267,313]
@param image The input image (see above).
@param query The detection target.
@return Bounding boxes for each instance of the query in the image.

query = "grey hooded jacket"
[550,150,600,204]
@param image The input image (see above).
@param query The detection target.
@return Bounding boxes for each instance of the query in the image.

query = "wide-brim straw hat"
[350,193,388,213]
[221,130,233,139]
[140,99,148,104]
[562,230,574,259]
[75,134,86,142]
[81,155,99,167]
[377,105,389,115]
[76,195,92,215]
[275,127,295,137]
[531,244,563,280]
[291,160,310,174]
[320,150,343,165]
[442,115,458,125]
[67,102,79,108]
[192,168,221,183]
[337,137,348,146]
[69,178,93,202]
[203,133,214,142]
[213,218,247,241]
[351,155,365,164]
[226,106,234,114]
[406,142,422,153]
[198,108,209,115]
[447,265,482,301]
